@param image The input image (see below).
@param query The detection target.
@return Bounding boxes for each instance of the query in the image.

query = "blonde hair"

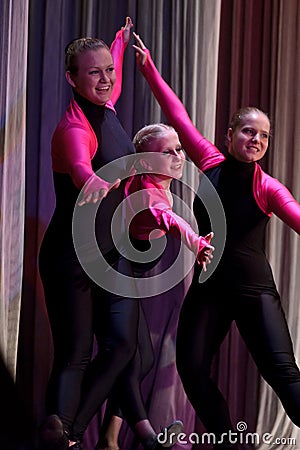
[65,37,110,73]
[133,123,176,153]
[229,106,270,131]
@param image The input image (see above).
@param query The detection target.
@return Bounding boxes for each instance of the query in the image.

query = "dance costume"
[100,167,212,428]
[39,29,151,442]
[137,49,300,441]
[125,173,210,261]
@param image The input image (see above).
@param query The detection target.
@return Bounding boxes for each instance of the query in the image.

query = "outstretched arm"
[133,33,225,172]
[263,175,300,235]
[156,206,214,270]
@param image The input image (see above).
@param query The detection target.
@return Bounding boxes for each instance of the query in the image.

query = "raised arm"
[109,17,133,106]
[133,33,225,172]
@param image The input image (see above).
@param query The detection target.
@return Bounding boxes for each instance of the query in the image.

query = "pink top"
[51,28,127,190]
[125,174,211,263]
[138,49,300,235]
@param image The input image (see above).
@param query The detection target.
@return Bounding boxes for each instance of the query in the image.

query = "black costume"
[39,92,152,441]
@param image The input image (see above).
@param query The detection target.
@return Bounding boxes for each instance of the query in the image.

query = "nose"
[99,71,110,82]
[251,132,260,142]
[172,150,184,159]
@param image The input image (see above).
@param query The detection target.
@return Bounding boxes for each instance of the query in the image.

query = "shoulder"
[52,100,96,144]
[254,163,296,215]
[255,164,285,193]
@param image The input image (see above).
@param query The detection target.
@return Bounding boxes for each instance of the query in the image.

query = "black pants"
[40,252,142,440]
[176,277,300,446]
[101,304,154,428]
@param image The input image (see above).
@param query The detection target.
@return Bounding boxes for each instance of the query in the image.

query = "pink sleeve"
[151,205,210,259]
[266,179,300,234]
[110,28,126,106]
[52,127,95,190]
[138,50,225,171]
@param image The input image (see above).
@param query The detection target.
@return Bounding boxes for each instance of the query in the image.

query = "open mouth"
[173,163,183,170]
[96,86,110,92]
[246,146,259,153]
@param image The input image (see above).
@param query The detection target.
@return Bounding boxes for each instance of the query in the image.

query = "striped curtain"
[257,0,300,447]
[0,0,28,378]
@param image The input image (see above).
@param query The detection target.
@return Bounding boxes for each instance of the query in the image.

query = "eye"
[106,67,115,73]
[261,133,269,140]
[162,147,184,156]
[243,128,256,136]
[89,70,99,75]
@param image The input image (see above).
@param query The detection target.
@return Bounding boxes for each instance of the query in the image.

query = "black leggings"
[40,254,142,440]
[101,305,154,428]
[176,279,300,443]
[98,235,181,431]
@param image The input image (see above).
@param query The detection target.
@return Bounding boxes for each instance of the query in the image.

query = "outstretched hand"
[78,176,121,206]
[122,16,133,45]
[198,232,214,272]
[132,32,147,66]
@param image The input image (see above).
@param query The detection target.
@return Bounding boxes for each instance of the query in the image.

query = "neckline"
[73,91,105,115]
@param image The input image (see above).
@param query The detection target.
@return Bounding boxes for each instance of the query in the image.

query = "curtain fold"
[0,0,28,378]
[257,1,300,448]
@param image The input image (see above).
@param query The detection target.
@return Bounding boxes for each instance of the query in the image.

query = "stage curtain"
[0,0,28,378]
[256,1,300,448]
[6,0,299,449]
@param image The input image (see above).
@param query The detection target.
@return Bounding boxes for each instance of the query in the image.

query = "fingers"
[133,32,146,49]
[125,16,133,28]
[204,246,214,260]
[133,45,147,66]
[122,17,133,45]
[92,188,108,203]
[78,188,108,206]
[78,178,121,206]
[109,178,121,191]
[200,254,211,272]
[122,16,133,30]
[78,195,91,207]
[205,232,214,243]
[199,243,214,270]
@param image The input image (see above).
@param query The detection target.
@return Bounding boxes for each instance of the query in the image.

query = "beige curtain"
[145,0,221,135]
[139,0,222,212]
[0,0,28,378]
[257,0,300,448]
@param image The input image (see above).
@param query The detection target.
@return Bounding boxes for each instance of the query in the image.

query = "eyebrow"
[87,63,114,69]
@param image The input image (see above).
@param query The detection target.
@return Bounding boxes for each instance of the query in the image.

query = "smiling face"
[66,47,116,105]
[227,110,270,163]
[143,129,186,183]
